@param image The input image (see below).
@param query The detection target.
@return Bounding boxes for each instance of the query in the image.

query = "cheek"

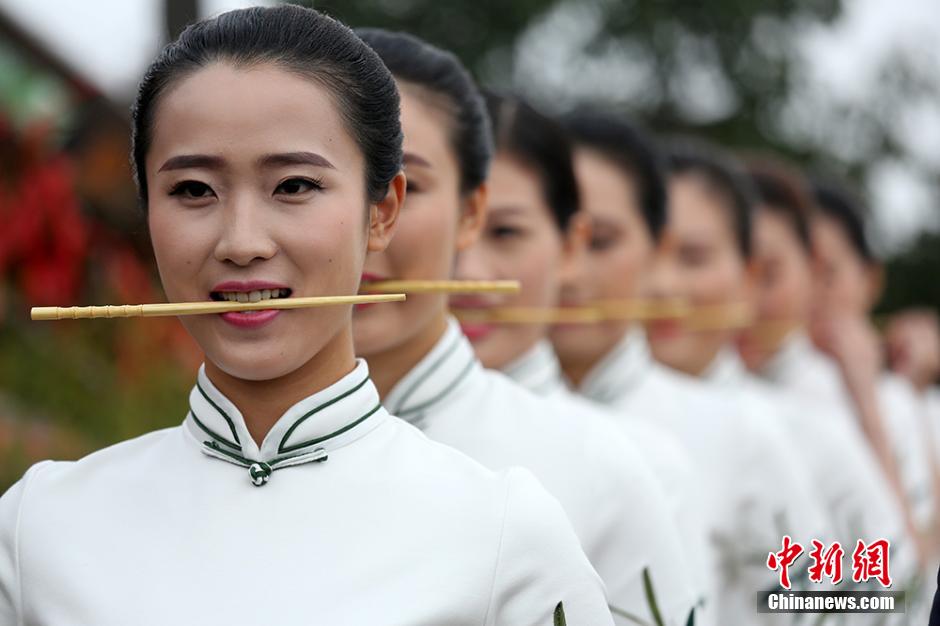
[283,210,365,288]
[598,244,645,298]
[690,259,742,304]
[512,237,562,307]
[387,196,457,277]
[149,207,211,298]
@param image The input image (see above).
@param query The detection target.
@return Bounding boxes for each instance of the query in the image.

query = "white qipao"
[760,332,925,613]
[577,329,831,626]
[503,340,714,626]
[0,360,613,626]
[381,320,698,626]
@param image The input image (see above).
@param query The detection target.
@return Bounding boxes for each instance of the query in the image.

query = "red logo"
[767,535,804,589]
[851,539,892,588]
[767,537,891,589]
[808,540,844,585]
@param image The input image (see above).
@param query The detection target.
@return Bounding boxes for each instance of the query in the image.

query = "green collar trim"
[397,354,475,421]
[278,375,373,453]
[195,379,241,447]
[189,408,241,451]
[392,330,463,414]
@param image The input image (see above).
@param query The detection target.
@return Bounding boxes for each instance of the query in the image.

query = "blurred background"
[1,0,938,489]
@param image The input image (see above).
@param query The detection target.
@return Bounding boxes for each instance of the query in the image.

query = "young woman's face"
[353,85,480,356]
[452,153,567,369]
[811,213,876,318]
[737,207,813,370]
[147,63,390,381]
[646,174,750,376]
[550,147,655,371]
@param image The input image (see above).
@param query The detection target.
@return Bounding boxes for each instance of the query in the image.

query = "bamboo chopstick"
[453,306,602,325]
[31,293,406,321]
[451,299,692,325]
[360,279,520,294]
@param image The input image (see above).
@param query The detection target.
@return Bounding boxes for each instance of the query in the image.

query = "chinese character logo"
[767,535,804,589]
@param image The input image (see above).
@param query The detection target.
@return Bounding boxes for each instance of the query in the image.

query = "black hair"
[356,28,491,195]
[744,157,814,252]
[664,137,757,259]
[485,92,579,231]
[131,5,402,209]
[811,178,876,263]
[561,109,667,242]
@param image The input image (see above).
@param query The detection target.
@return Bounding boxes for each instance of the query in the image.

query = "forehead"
[668,175,731,236]
[488,153,543,206]
[398,86,457,166]
[573,148,637,219]
[147,62,361,172]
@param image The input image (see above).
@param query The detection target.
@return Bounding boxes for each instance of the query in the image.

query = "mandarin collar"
[383,317,480,427]
[701,347,748,386]
[502,340,568,396]
[184,359,385,485]
[579,326,649,404]
[759,329,812,383]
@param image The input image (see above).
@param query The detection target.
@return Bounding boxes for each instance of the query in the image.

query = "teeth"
[217,289,288,302]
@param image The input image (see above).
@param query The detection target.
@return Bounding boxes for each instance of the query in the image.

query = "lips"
[450,295,498,342]
[209,280,292,330]
[646,318,683,341]
[356,272,389,310]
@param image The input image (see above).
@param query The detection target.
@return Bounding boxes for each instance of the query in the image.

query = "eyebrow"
[402,152,432,168]
[259,151,335,170]
[158,154,225,172]
[487,205,527,217]
[157,151,335,173]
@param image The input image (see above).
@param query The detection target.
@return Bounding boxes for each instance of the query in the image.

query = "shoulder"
[0,428,180,520]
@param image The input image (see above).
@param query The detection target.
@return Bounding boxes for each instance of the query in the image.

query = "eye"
[169,180,216,199]
[275,177,323,196]
[589,236,615,252]
[489,225,523,240]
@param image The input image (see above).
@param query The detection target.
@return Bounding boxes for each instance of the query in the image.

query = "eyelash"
[275,177,324,195]
[169,180,214,198]
[167,177,325,198]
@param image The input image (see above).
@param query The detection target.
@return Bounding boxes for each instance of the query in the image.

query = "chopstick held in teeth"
[31,293,406,321]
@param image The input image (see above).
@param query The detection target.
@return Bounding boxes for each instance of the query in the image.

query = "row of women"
[2,5,939,625]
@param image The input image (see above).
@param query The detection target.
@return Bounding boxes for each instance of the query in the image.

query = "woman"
[737,159,926,611]
[351,30,695,626]
[449,101,711,625]
[0,8,611,624]
[810,180,939,555]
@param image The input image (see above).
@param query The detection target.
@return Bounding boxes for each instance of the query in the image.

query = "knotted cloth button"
[248,461,272,487]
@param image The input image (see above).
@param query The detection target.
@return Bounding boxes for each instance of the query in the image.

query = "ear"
[455,182,488,252]
[558,210,590,289]
[563,210,590,262]
[367,171,406,253]
[866,262,885,309]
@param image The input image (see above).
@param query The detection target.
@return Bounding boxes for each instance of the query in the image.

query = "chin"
[352,313,400,357]
[206,346,306,382]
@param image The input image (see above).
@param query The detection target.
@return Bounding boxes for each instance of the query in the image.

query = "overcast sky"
[2,0,938,252]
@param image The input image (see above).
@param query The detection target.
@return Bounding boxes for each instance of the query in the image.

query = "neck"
[367,309,450,399]
[664,345,722,379]
[204,327,358,446]
[560,325,630,388]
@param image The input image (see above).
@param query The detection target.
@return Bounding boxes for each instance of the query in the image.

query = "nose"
[453,243,493,282]
[646,243,681,300]
[213,195,278,266]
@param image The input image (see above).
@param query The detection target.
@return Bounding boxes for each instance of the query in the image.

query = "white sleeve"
[0,462,49,626]
[485,468,614,626]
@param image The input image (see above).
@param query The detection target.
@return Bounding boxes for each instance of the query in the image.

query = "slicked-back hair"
[132,5,403,209]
